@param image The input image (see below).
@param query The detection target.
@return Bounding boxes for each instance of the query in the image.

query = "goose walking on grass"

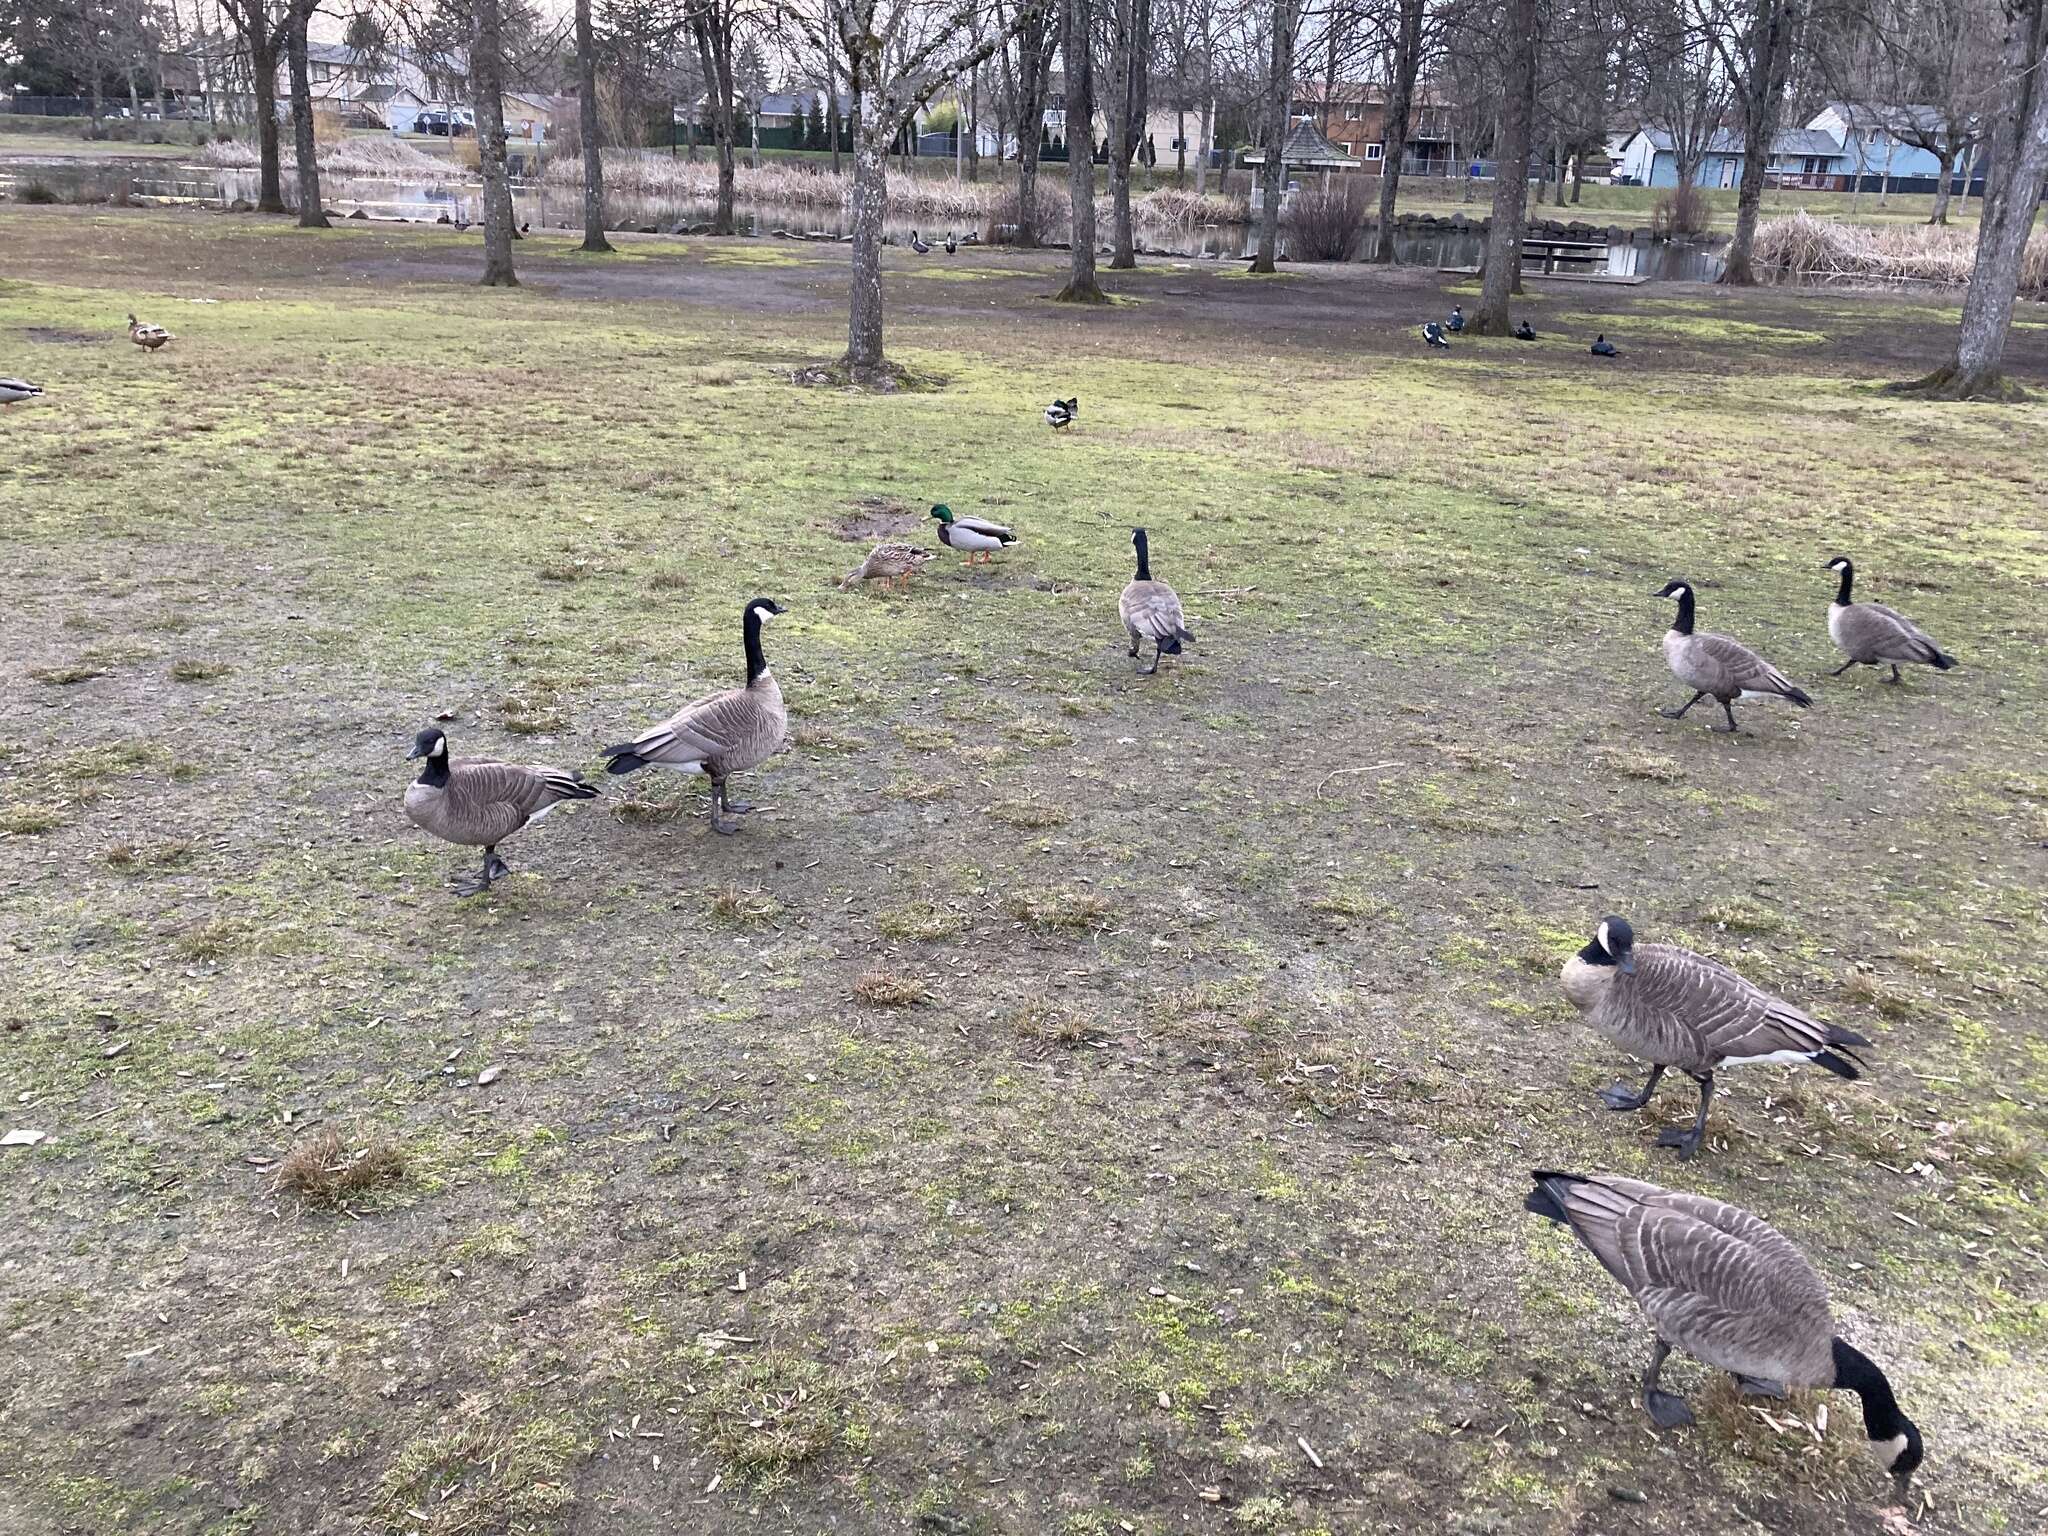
[1591,334,1619,357]
[1562,915,1871,1160]
[1119,528,1196,675]
[1524,1170,1923,1499]
[840,541,934,593]
[930,503,1016,566]
[909,230,933,255]
[1,378,44,407]
[603,598,789,836]
[1825,557,1956,685]
[1656,580,1811,733]
[1422,320,1450,350]
[1045,396,1078,431]
[127,313,171,353]
[403,727,598,897]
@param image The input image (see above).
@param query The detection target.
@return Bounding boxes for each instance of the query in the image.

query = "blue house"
[1614,126,1844,189]
[1806,103,1981,191]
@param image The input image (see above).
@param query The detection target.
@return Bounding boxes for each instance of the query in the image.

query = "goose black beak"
[1618,953,1636,975]
[406,744,426,760]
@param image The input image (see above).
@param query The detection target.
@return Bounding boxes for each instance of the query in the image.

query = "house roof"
[1241,117,1362,169]
[356,83,423,104]
[1636,125,1842,159]
[1814,101,1948,135]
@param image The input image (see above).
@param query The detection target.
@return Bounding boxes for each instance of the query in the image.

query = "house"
[1612,126,1844,189]
[1805,102,1981,191]
[1291,79,1458,173]
[351,82,426,133]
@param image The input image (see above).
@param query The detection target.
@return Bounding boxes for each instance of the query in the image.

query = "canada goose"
[127,313,171,353]
[909,230,933,254]
[1447,305,1466,332]
[602,598,789,835]
[1045,396,1078,430]
[1422,320,1450,350]
[1514,320,1537,341]
[1524,1170,1923,1497]
[0,378,44,407]
[930,503,1016,566]
[1120,527,1196,675]
[403,727,597,896]
[840,541,934,593]
[1825,558,1956,685]
[943,230,958,254]
[1655,580,1811,732]
[1591,334,1619,357]
[1562,915,1871,1159]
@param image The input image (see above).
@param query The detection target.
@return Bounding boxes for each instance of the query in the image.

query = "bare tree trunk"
[1476,0,1536,332]
[1195,90,1212,194]
[1251,0,1299,273]
[691,10,739,234]
[846,102,891,378]
[1928,144,1956,225]
[1055,0,1106,300]
[1371,0,1423,263]
[287,0,327,226]
[576,0,612,251]
[1015,8,1052,246]
[474,0,518,286]
[1891,0,2048,399]
[1720,0,1795,287]
[1571,144,1584,203]
[1105,0,1151,269]
[750,100,760,170]
[828,54,841,175]
[247,20,286,213]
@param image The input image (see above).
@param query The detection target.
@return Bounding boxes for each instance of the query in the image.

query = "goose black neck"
[418,753,450,789]
[1831,1339,1906,1440]
[1134,532,1151,583]
[1671,588,1695,636]
[1577,939,1615,968]
[743,607,769,683]
[1833,563,1855,605]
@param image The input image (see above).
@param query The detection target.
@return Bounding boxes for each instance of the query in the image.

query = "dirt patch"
[22,325,102,345]
[835,496,918,542]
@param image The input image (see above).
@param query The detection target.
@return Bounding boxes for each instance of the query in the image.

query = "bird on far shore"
[1591,334,1619,356]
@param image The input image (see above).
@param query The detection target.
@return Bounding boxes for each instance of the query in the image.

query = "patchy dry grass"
[272,1126,407,1208]
[852,968,931,1007]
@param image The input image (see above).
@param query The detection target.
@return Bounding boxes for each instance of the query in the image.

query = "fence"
[5,96,96,116]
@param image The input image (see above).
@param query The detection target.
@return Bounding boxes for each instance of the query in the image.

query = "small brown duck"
[127,313,172,353]
[840,541,935,593]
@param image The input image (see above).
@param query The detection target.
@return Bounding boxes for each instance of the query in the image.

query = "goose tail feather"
[1524,1170,1579,1225]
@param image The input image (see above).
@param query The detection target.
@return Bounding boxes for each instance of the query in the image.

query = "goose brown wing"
[1693,631,1800,697]
[1632,943,1832,1063]
[440,759,588,844]
[1119,580,1188,640]
[619,676,785,775]
[1848,602,1947,665]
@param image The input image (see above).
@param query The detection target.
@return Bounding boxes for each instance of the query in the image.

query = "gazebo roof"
[1242,119,1362,170]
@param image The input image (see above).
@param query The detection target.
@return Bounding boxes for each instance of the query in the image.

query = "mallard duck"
[909,230,933,254]
[1591,334,1619,356]
[1446,304,1465,333]
[1656,580,1812,732]
[603,598,789,835]
[930,503,1016,565]
[1120,528,1196,675]
[127,313,171,353]
[1525,1170,1923,1499]
[943,230,958,254]
[403,727,598,896]
[1563,915,1871,1159]
[840,541,934,593]
[1824,558,1956,685]
[961,231,981,245]
[0,378,45,407]
[1045,396,1078,430]
[1422,321,1450,350]
[1514,320,1537,341]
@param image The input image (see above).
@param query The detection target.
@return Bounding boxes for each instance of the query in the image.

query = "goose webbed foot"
[1710,701,1740,733]
[1600,1064,1665,1111]
[1885,664,1902,685]
[1644,1390,1696,1429]
[451,849,509,897]
[1659,691,1705,720]
[1735,1375,1786,1399]
[1656,1124,1706,1159]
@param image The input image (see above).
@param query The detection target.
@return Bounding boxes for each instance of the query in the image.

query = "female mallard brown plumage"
[127,312,171,353]
[603,598,789,835]
[840,541,934,593]
[403,727,598,896]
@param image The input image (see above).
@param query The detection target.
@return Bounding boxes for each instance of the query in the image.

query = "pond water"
[2,156,1727,279]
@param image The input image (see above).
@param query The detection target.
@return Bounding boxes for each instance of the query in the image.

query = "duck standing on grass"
[1523,1170,1923,1500]
[930,504,1016,566]
[1,378,45,407]
[1119,528,1196,675]
[1824,557,1957,685]
[127,313,171,353]
[603,598,789,836]
[1423,321,1451,350]
[1655,579,1811,733]
[403,727,598,897]
[1045,396,1078,431]
[840,542,934,593]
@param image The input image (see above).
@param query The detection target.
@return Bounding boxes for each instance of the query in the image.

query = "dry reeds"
[1754,212,2048,296]
[198,135,469,181]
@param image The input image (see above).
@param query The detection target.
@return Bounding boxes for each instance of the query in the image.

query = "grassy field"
[2,207,2045,1536]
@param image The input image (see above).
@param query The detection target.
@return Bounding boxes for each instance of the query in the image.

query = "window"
[1365,142,1384,161]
